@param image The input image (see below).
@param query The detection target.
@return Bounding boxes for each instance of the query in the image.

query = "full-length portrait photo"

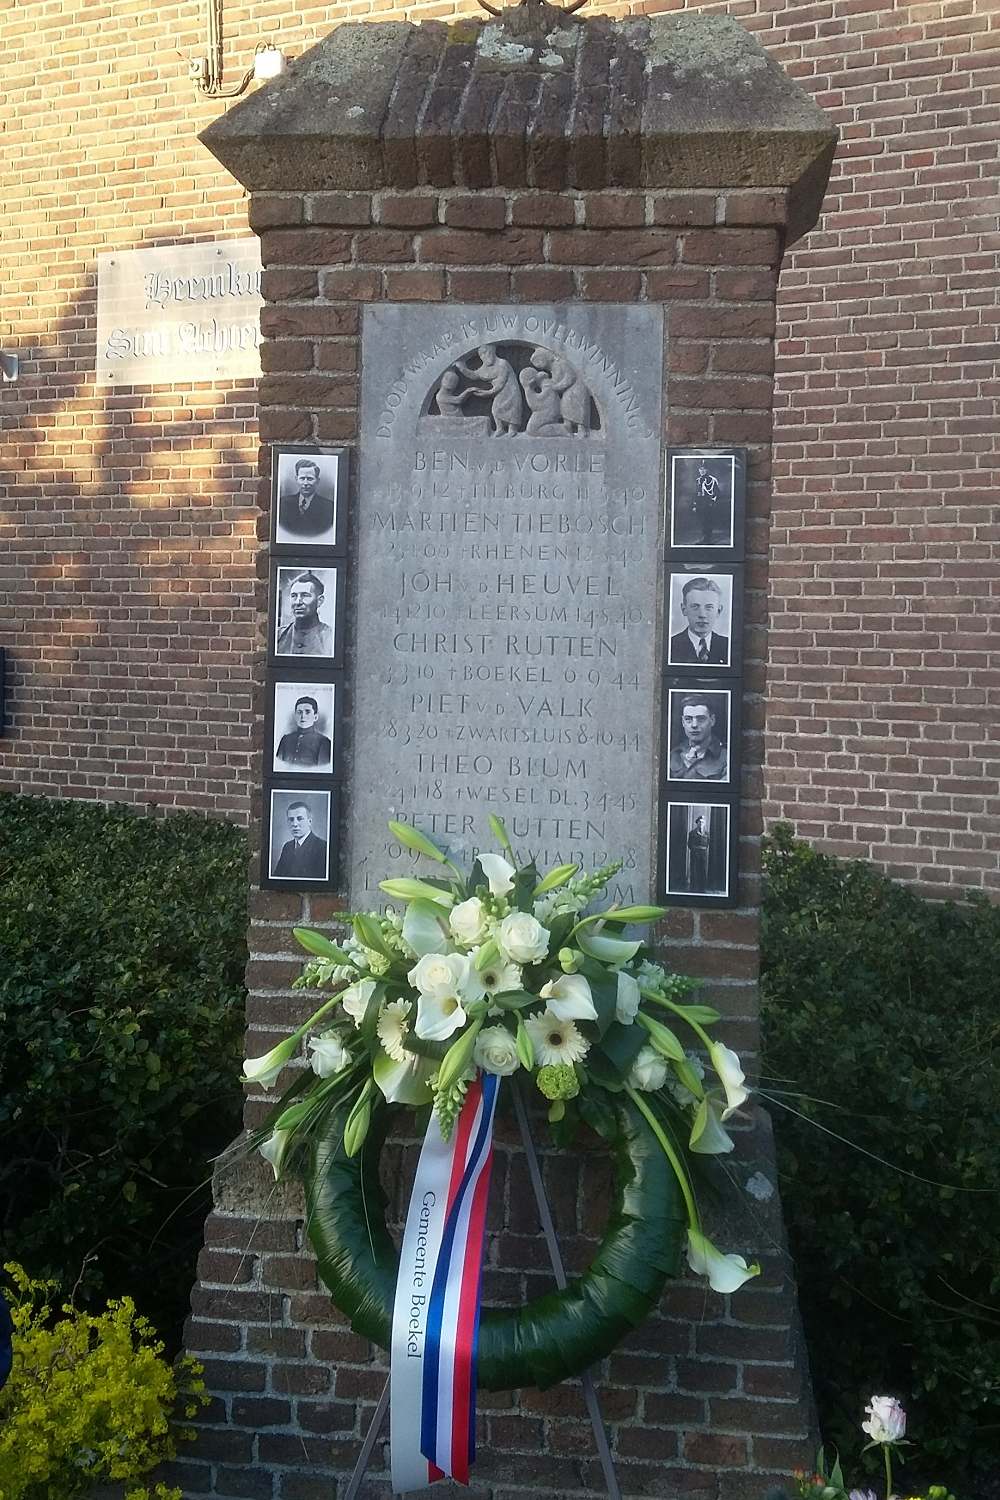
[666,448,745,556]
[663,801,732,900]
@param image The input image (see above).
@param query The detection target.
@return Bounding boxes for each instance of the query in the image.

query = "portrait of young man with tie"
[271,447,345,551]
[267,790,331,883]
[667,574,733,669]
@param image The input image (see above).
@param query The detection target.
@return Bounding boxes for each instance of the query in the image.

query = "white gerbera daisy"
[376,999,411,1063]
[480,958,522,995]
[524,1009,589,1067]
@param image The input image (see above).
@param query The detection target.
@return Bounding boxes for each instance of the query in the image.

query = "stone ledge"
[199,8,837,245]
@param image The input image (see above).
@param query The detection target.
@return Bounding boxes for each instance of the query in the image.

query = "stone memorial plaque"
[351,305,664,906]
[96,239,263,386]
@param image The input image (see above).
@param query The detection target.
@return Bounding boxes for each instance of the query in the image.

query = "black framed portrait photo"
[664,566,743,676]
[271,445,348,554]
[663,681,740,789]
[269,559,344,668]
[268,676,341,777]
[262,786,339,890]
[666,447,746,559]
[660,799,737,906]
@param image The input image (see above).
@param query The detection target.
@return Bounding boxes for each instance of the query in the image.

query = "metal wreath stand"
[343,1078,621,1499]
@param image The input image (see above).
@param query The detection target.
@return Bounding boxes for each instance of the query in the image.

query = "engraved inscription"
[352,306,664,907]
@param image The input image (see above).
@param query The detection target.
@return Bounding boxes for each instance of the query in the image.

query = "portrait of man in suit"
[275,569,337,660]
[668,575,731,668]
[667,691,729,783]
[271,796,329,880]
[274,454,338,546]
[273,690,334,773]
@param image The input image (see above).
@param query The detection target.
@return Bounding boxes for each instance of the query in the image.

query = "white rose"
[341,979,378,1027]
[615,971,640,1025]
[473,1024,520,1076]
[498,911,550,965]
[862,1396,906,1445]
[628,1045,669,1092]
[409,952,457,996]
[308,1032,351,1078]
[478,852,515,896]
[449,897,488,946]
[410,951,484,1004]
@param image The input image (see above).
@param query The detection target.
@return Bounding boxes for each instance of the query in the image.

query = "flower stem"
[640,987,713,1048]
[883,1444,893,1500]
[625,1085,699,1231]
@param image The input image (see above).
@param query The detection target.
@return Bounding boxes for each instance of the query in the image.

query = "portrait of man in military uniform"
[272,682,335,774]
[668,450,738,551]
[273,567,338,661]
[664,802,731,900]
[666,689,730,785]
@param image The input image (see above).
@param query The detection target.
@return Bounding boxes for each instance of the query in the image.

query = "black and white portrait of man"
[268,790,331,882]
[271,681,336,774]
[273,450,342,548]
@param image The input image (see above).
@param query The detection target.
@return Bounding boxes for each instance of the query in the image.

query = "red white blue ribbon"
[391,1071,500,1493]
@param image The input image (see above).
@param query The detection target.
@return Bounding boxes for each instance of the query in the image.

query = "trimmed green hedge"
[0,795,247,1347]
[761,823,1000,1486]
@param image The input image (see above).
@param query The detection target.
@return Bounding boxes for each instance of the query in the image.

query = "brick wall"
[2,0,996,888]
[168,175,818,1499]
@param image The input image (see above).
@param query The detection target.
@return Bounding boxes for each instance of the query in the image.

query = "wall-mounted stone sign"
[96,238,262,385]
[351,303,664,909]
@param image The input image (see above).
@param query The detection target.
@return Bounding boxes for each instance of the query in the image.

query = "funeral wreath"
[245,818,758,1394]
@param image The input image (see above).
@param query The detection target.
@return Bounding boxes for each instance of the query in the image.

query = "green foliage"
[0,795,247,1346]
[0,1261,205,1500]
[761,823,1000,1487]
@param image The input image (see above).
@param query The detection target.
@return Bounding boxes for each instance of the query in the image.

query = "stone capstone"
[199,6,836,243]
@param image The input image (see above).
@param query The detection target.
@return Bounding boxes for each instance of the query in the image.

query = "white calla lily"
[402,899,449,958]
[615,970,640,1025]
[576,931,641,966]
[689,1096,735,1155]
[373,1048,435,1104]
[341,979,378,1027]
[415,989,468,1042]
[538,972,598,1023]
[709,1042,749,1118]
[243,1036,298,1088]
[259,1128,293,1181]
[686,1229,760,1294]
[478,852,515,896]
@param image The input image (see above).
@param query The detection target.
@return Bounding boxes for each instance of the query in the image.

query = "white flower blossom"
[686,1229,759,1294]
[477,954,522,995]
[628,1045,669,1092]
[538,972,597,1023]
[376,999,411,1063]
[341,979,378,1027]
[615,971,640,1025]
[497,911,550,965]
[862,1396,906,1444]
[524,1010,589,1066]
[308,1032,351,1078]
[709,1042,749,1118]
[473,1024,520,1076]
[478,852,516,896]
[259,1128,293,1181]
[449,897,488,947]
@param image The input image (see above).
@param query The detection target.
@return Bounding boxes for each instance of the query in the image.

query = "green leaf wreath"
[245,818,759,1387]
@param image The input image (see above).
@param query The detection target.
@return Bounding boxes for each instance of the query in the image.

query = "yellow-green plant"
[0,1263,207,1500]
